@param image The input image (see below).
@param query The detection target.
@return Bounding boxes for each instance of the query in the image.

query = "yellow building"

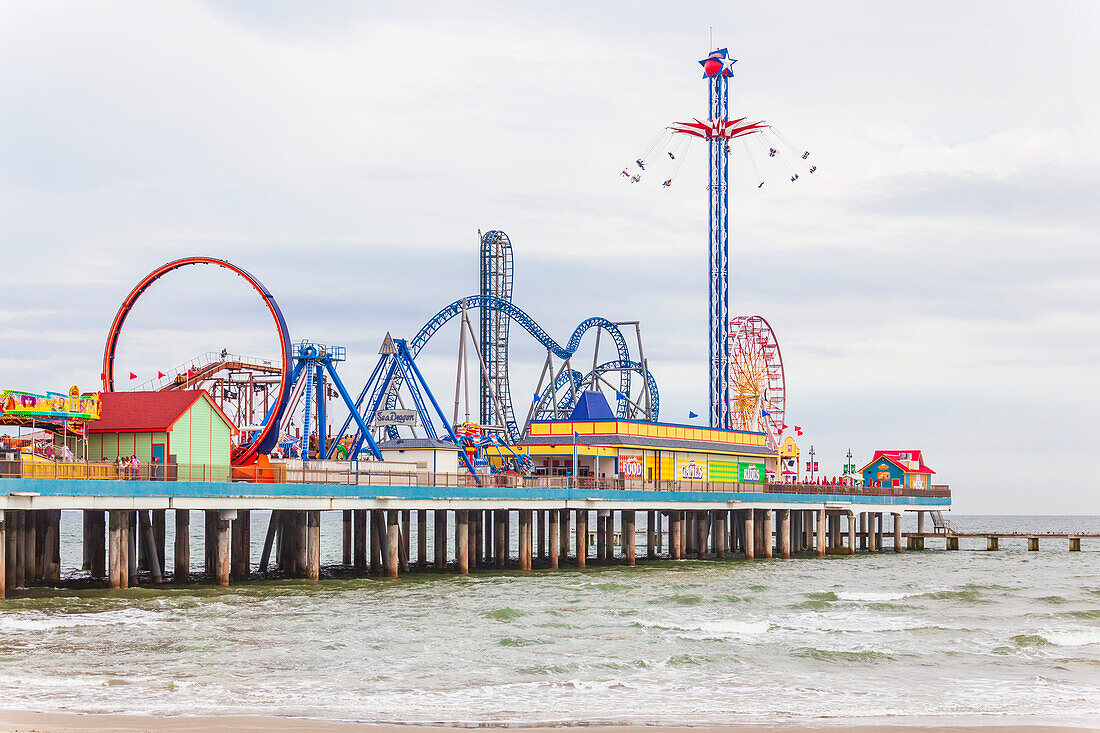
[504,418,777,486]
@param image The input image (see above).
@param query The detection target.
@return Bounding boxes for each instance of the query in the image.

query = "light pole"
[807,444,817,482]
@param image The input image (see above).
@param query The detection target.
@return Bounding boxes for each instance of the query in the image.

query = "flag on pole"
[615,391,627,401]
[129,372,137,380]
[688,411,698,419]
[157,371,166,379]
[532,393,540,402]
[794,425,803,436]
[761,409,771,417]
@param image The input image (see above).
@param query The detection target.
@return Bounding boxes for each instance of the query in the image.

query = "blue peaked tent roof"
[569,390,615,421]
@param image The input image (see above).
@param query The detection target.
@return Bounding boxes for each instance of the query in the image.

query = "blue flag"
[616,391,627,401]
[761,409,771,417]
[532,393,540,402]
[688,411,698,419]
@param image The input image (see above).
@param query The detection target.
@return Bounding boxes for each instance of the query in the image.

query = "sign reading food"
[620,455,644,479]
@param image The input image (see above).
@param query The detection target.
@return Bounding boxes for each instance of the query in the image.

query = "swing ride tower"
[670,49,767,430]
[703,49,733,430]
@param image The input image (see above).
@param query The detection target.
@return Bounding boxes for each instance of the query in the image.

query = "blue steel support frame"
[329,340,480,482]
[320,360,383,461]
[708,71,731,430]
[290,342,384,463]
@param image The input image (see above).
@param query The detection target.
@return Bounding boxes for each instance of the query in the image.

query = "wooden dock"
[0,474,960,596]
[904,531,1097,551]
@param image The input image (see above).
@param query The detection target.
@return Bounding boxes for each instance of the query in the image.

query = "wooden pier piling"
[139,511,163,584]
[455,509,469,575]
[0,512,6,598]
[306,510,320,581]
[370,510,384,573]
[214,511,232,586]
[696,511,709,559]
[434,509,446,570]
[715,511,727,559]
[1071,537,1081,551]
[342,510,352,566]
[400,510,410,573]
[108,510,122,589]
[743,511,754,560]
[549,509,560,569]
[894,513,903,553]
[519,509,532,571]
[353,509,368,569]
[846,512,856,555]
[987,536,999,550]
[1028,536,1039,551]
[623,510,636,566]
[175,509,190,581]
[575,509,587,568]
[89,510,106,578]
[385,510,400,578]
[23,510,36,584]
[416,509,427,568]
[762,510,774,559]
[153,510,166,576]
[778,509,791,559]
[232,509,250,579]
[816,510,826,559]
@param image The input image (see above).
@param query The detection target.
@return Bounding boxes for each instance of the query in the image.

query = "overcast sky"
[2,2,1098,513]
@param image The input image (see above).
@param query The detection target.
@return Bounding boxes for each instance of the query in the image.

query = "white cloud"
[1,1,1097,512]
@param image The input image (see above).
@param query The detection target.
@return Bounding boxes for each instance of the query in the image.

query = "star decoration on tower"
[699,47,737,78]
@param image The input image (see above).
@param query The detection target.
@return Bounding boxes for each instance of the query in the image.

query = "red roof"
[88,391,236,434]
[859,450,935,475]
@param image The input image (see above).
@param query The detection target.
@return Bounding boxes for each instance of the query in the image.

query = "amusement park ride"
[623,47,816,450]
[100,47,804,471]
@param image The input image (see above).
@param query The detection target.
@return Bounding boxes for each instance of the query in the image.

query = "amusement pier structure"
[0,49,958,598]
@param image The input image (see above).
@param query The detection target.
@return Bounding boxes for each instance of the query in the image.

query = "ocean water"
[0,513,1098,727]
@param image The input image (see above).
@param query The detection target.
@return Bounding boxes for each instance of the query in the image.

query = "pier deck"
[0,474,957,596]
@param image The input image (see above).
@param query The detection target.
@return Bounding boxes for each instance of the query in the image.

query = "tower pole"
[707,62,731,429]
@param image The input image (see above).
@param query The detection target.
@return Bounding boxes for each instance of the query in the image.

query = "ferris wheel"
[727,315,785,450]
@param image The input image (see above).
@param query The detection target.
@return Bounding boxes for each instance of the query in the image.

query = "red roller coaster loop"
[100,256,292,466]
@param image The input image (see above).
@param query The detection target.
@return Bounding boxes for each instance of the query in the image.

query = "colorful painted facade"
[860,450,936,490]
[506,418,775,484]
[87,391,235,479]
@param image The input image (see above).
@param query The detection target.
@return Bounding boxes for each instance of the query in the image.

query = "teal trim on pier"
[3,478,950,507]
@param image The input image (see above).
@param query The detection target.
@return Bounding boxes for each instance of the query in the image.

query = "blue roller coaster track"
[383,294,660,443]
[537,360,659,421]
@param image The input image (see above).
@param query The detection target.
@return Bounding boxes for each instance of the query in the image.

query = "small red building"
[860,450,935,490]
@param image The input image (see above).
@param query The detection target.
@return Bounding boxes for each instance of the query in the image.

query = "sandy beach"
[0,712,1094,733]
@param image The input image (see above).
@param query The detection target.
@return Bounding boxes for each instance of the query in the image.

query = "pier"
[0,471,954,596]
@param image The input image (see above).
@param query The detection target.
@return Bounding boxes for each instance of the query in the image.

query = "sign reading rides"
[738,461,765,483]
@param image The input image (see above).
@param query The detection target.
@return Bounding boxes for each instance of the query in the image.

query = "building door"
[152,443,165,479]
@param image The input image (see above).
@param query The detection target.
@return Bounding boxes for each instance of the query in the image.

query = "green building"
[87,390,236,480]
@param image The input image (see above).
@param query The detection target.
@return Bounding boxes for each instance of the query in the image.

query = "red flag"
[794,425,803,436]
[781,424,788,430]
[129,372,137,380]
[157,371,166,379]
